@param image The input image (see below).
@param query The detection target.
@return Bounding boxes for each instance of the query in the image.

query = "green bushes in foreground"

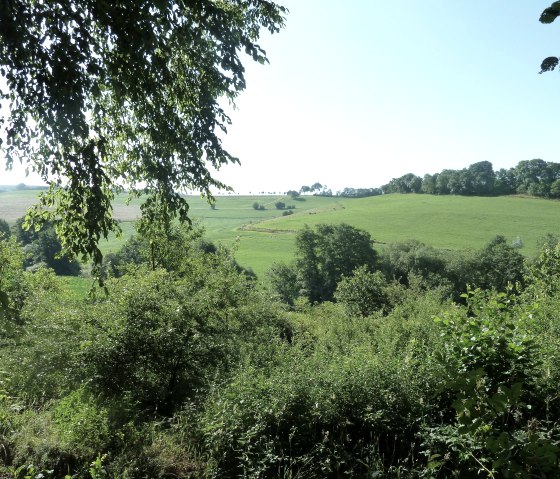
[2,232,560,477]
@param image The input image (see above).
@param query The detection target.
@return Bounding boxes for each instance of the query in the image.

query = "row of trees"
[310,159,560,199]
[267,223,531,308]
[382,159,560,197]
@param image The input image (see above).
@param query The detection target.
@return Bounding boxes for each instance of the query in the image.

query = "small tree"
[267,262,299,306]
[311,182,323,193]
[335,266,388,317]
[472,235,526,292]
[295,224,378,303]
[275,201,286,210]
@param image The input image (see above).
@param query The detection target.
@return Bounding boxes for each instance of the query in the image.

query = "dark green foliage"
[252,202,265,210]
[81,269,226,415]
[382,173,423,194]
[540,2,560,71]
[33,227,81,276]
[0,219,10,239]
[201,295,446,479]
[471,235,526,292]
[11,216,42,246]
[380,237,527,300]
[381,240,450,289]
[81,261,278,416]
[337,187,382,198]
[6,210,560,478]
[421,174,438,194]
[495,167,517,195]
[102,223,218,277]
[266,262,300,306]
[467,160,496,195]
[376,159,560,199]
[335,265,389,316]
[274,201,285,209]
[0,237,27,324]
[10,218,80,275]
[294,223,378,303]
[425,289,560,477]
[282,209,293,216]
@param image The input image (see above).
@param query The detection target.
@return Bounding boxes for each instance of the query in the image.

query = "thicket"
[2,222,560,478]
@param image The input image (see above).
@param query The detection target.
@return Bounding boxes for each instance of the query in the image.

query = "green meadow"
[1,190,559,277]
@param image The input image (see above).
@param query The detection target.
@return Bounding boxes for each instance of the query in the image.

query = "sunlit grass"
[3,190,560,278]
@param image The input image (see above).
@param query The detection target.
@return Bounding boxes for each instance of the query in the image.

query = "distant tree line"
[304,159,560,199]
[382,159,560,198]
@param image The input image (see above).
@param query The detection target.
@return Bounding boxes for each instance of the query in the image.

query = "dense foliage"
[2,218,560,478]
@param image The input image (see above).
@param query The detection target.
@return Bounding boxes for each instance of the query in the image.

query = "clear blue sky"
[3,1,560,194]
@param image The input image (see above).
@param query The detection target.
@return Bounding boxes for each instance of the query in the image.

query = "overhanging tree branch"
[0,0,287,266]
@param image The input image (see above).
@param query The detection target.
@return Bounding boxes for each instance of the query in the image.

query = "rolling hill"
[1,190,559,277]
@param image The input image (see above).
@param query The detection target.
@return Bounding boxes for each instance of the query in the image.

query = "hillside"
[1,190,559,277]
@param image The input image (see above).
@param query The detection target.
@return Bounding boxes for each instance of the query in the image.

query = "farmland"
[2,189,559,277]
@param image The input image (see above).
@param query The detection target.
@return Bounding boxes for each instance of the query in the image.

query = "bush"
[381,240,449,290]
[80,269,233,415]
[423,289,559,478]
[274,201,285,210]
[10,219,80,275]
[471,235,526,292]
[282,210,293,216]
[81,252,287,416]
[335,266,389,316]
[200,298,445,478]
[267,262,299,306]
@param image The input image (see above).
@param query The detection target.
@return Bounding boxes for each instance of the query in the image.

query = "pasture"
[1,190,559,277]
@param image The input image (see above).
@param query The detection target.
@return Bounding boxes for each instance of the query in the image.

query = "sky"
[2,1,560,194]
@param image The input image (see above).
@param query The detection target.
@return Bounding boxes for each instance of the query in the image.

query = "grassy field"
[2,190,559,277]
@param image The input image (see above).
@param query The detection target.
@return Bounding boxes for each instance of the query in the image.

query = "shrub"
[81,253,287,417]
[266,262,299,306]
[201,308,443,478]
[470,235,526,292]
[274,201,285,210]
[335,266,389,316]
[423,289,559,478]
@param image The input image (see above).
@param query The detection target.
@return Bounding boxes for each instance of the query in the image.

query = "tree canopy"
[295,223,378,303]
[540,2,560,72]
[0,0,287,265]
